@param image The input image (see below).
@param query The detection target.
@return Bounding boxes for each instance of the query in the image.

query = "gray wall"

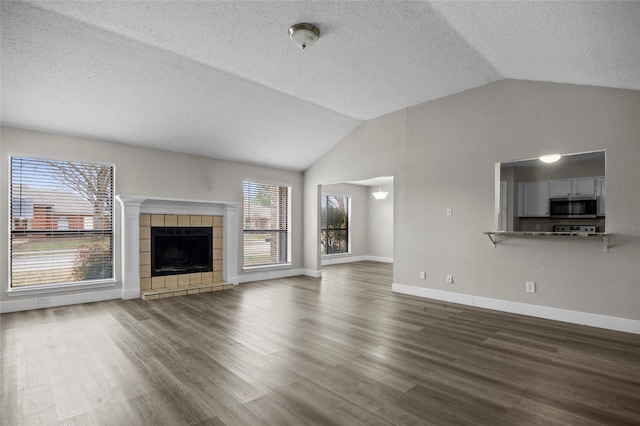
[0,126,304,304]
[304,110,406,274]
[304,80,640,322]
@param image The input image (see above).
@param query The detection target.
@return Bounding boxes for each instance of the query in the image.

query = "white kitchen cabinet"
[549,180,572,197]
[596,177,606,215]
[518,181,550,217]
[549,178,596,197]
[573,178,596,196]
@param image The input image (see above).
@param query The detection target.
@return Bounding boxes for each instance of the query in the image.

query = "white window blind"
[10,156,114,287]
[243,182,289,267]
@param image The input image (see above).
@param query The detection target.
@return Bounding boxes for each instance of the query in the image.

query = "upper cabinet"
[549,179,572,198]
[549,178,596,198]
[518,181,550,217]
[518,176,605,218]
[574,178,596,196]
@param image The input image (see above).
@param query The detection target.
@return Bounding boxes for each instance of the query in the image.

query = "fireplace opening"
[151,227,212,277]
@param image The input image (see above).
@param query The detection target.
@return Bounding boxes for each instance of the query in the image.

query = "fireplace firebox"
[151,227,213,277]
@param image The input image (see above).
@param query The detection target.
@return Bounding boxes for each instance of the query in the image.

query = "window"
[10,156,114,288]
[243,182,289,267]
[321,195,349,255]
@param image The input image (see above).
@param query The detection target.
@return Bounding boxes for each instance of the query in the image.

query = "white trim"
[366,256,393,263]
[121,288,141,300]
[0,288,121,314]
[6,280,117,297]
[303,269,322,278]
[392,283,640,335]
[239,268,307,283]
[392,283,474,305]
[322,255,367,265]
[322,255,393,265]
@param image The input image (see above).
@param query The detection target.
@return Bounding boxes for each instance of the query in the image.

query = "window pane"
[243,231,288,267]
[243,182,289,267]
[10,156,114,287]
[11,234,113,286]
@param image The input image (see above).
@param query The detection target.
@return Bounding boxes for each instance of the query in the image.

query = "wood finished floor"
[2,261,640,425]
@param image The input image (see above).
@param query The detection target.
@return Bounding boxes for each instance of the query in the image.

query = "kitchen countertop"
[483,231,610,252]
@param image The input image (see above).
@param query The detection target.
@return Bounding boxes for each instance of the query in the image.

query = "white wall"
[367,182,393,261]
[304,80,640,333]
[0,126,304,309]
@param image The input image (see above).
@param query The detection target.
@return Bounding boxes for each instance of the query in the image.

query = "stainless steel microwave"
[549,196,598,218]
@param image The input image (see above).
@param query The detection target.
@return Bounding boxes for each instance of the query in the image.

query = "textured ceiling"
[2,1,639,171]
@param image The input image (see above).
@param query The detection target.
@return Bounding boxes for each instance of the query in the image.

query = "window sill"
[322,253,351,257]
[6,279,117,297]
[243,263,292,272]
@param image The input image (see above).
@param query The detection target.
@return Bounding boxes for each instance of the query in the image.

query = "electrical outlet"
[446,274,453,284]
[535,224,541,230]
[446,208,453,217]
[38,297,50,304]
[420,271,426,279]
[526,281,535,293]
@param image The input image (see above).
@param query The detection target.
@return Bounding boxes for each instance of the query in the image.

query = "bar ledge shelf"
[483,231,610,253]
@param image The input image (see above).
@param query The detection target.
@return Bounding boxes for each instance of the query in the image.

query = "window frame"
[320,194,351,256]
[242,180,291,270]
[8,154,116,294]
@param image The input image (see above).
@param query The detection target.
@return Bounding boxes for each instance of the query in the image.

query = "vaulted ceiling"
[2,1,639,171]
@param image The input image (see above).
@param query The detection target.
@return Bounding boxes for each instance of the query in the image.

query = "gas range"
[553,225,599,233]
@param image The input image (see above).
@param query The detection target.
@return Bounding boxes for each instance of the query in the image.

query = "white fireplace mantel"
[115,195,240,299]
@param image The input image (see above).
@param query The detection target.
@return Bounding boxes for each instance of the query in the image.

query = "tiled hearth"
[139,213,233,300]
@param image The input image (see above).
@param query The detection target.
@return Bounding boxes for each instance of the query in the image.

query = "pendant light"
[372,178,388,200]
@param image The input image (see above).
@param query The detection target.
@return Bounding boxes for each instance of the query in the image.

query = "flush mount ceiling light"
[288,23,320,49]
[372,178,388,200]
[539,154,562,163]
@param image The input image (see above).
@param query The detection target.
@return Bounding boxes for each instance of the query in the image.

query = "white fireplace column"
[115,195,240,299]
[117,196,142,299]
[224,205,239,285]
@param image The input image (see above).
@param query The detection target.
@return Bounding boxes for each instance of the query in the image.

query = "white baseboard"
[226,276,240,285]
[366,256,393,263]
[0,289,122,314]
[303,269,322,278]
[322,255,393,266]
[121,288,141,300]
[392,283,640,335]
[239,268,312,283]
[322,255,368,265]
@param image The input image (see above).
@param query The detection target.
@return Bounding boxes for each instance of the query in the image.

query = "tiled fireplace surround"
[115,196,239,301]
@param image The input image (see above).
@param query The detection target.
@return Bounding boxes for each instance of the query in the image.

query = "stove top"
[553,225,599,233]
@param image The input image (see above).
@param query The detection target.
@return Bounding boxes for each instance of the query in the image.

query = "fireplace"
[151,227,212,277]
[115,195,240,300]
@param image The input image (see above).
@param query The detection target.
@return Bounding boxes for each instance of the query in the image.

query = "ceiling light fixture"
[372,178,388,200]
[539,154,562,163]
[288,23,320,49]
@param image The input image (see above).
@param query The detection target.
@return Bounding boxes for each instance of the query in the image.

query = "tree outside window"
[321,195,349,255]
[10,156,114,287]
